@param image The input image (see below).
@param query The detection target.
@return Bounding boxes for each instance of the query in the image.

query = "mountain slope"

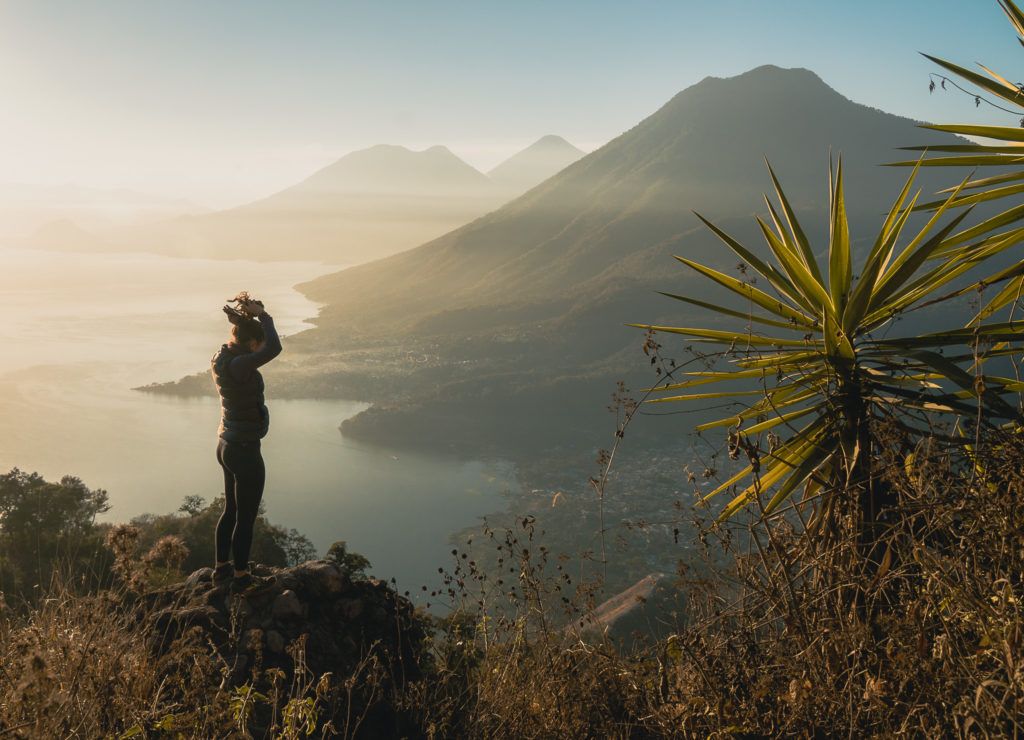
[233,67,991,453]
[487,135,585,195]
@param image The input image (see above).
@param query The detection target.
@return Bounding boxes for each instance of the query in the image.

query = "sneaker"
[229,572,276,596]
[211,563,233,585]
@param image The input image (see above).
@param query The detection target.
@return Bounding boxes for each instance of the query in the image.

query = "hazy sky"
[1,0,1020,208]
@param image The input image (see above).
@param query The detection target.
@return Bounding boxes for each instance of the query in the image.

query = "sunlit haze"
[0,0,1018,210]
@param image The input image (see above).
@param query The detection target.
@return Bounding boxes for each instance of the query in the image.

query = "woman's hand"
[241,299,265,318]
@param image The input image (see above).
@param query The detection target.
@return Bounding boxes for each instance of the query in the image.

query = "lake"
[0,245,514,595]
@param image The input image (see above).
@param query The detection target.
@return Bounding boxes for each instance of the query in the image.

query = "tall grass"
[2,430,1022,737]
[405,427,1024,737]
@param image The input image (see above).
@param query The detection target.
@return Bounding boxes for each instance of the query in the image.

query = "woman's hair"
[223,306,266,345]
[233,318,266,346]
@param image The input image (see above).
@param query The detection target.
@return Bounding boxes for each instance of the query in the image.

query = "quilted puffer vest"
[210,344,269,442]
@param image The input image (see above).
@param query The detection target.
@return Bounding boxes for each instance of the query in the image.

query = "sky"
[1,0,1021,209]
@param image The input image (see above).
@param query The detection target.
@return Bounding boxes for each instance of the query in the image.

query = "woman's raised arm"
[230,313,282,381]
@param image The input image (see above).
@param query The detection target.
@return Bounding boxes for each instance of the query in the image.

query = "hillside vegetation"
[1,432,1022,737]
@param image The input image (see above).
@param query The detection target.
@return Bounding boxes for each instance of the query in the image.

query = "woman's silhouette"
[209,292,282,592]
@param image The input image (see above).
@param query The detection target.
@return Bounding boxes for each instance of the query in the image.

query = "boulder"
[265,629,285,654]
[150,603,227,641]
[337,597,365,621]
[184,567,213,588]
[294,560,349,595]
[271,589,303,621]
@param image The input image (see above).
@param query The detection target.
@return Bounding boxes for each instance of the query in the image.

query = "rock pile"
[139,559,425,689]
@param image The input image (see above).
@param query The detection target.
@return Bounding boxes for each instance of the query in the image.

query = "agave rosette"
[632,159,1024,520]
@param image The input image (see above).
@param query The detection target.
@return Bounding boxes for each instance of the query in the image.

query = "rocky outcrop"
[139,560,425,710]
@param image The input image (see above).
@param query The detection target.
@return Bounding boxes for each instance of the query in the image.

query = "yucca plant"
[631,159,1024,528]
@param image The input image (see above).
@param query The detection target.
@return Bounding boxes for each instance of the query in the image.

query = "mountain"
[296,66,962,338]
[101,144,504,264]
[154,66,981,455]
[487,135,585,195]
[30,139,586,265]
[282,143,493,197]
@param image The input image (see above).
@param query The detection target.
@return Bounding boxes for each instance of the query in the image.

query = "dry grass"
[0,575,227,737]
[2,430,1023,737]
[402,428,1024,738]
[0,542,404,738]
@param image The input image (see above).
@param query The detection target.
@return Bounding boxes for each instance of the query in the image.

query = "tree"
[631,159,1024,549]
[0,468,112,600]
[279,527,318,566]
[178,495,206,516]
[326,541,371,579]
[130,496,317,572]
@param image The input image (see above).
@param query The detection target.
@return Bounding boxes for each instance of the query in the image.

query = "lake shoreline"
[0,247,523,595]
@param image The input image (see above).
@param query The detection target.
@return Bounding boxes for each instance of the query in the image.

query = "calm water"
[0,246,513,593]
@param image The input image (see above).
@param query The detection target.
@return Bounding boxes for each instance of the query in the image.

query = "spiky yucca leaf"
[631,160,1024,521]
[891,0,1024,232]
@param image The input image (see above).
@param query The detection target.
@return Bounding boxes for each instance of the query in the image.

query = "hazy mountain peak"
[532,134,581,150]
[90,139,505,265]
[287,142,490,197]
[487,135,585,193]
[339,143,462,164]
[364,143,407,153]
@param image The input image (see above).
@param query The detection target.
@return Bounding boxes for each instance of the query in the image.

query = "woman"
[210,292,282,592]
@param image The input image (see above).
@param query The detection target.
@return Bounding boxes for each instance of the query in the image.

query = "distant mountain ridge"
[0,183,206,242]
[32,137,584,264]
[276,144,494,198]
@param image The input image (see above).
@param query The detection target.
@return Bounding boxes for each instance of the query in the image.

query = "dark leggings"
[215,438,265,572]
